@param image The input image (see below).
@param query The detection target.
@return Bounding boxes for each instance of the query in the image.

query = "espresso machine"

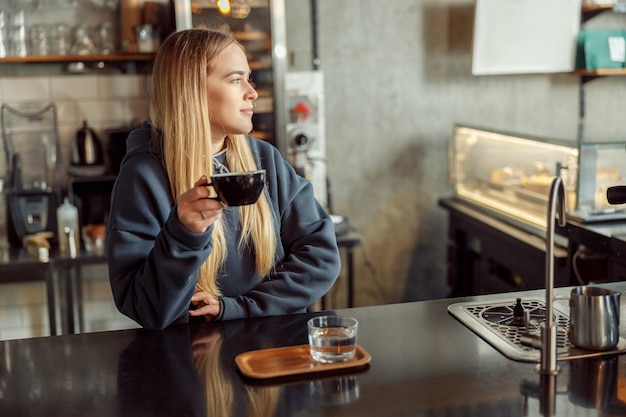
[1,103,62,247]
[285,71,349,234]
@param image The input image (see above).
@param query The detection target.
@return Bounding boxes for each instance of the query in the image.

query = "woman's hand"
[177,176,223,233]
[189,291,221,321]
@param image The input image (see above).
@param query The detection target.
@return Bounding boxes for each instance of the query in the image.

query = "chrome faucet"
[540,176,566,374]
[521,176,566,375]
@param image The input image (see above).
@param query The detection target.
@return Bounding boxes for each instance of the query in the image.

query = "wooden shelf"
[577,68,626,76]
[0,53,154,64]
[581,3,616,20]
[582,3,614,13]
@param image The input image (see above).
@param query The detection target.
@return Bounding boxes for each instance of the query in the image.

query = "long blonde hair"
[149,29,276,297]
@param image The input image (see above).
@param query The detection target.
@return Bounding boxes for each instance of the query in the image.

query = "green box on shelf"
[577,29,626,70]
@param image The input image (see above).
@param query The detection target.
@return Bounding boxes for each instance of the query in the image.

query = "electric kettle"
[72,120,104,166]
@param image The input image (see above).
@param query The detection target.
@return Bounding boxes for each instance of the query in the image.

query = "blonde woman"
[106,29,340,330]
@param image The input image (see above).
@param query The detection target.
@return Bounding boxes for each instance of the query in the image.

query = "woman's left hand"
[189,291,221,320]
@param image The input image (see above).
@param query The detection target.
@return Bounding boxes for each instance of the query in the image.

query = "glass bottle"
[56,197,80,258]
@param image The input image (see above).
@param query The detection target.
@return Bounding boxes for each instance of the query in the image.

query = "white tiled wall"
[0,73,148,340]
[0,73,149,184]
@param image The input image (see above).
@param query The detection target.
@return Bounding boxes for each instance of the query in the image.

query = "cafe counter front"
[3,282,626,416]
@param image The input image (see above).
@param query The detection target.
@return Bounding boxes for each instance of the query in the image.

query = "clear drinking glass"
[9,9,27,57]
[54,24,71,55]
[308,315,358,363]
[30,24,50,56]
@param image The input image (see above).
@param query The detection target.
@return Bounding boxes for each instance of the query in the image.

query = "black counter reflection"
[191,324,282,417]
[568,356,626,416]
[190,314,317,417]
[116,325,207,417]
[310,375,360,405]
[0,333,133,416]
[520,355,626,417]
[117,313,334,417]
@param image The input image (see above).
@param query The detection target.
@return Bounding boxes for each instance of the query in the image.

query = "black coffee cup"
[207,170,266,207]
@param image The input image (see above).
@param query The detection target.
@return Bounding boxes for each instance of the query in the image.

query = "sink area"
[448,298,626,362]
[449,178,626,367]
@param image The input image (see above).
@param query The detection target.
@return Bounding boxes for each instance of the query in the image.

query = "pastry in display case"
[449,125,626,235]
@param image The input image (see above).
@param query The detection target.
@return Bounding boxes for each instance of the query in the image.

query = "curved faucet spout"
[540,176,566,375]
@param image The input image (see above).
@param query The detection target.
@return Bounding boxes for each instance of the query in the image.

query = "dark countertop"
[3,283,626,416]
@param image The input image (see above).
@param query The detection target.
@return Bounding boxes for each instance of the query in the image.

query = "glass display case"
[449,125,626,234]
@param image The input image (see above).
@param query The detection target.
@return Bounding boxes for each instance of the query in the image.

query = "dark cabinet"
[441,198,570,296]
[442,197,626,296]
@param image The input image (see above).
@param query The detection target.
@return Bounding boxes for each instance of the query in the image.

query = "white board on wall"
[472,0,582,75]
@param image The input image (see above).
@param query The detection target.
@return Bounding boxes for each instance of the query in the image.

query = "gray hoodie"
[106,121,340,330]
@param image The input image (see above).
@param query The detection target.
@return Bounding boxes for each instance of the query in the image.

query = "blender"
[1,103,62,247]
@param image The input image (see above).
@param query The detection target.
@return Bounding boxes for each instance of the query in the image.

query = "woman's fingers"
[177,176,223,233]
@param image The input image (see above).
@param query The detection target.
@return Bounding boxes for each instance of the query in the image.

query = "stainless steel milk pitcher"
[569,286,621,351]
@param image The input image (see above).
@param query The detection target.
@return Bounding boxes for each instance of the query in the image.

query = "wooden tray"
[235,344,371,380]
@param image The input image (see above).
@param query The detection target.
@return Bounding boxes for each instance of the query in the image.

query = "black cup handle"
[200,181,220,200]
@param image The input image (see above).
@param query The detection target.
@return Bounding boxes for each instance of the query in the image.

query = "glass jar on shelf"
[70,23,96,55]
[54,24,71,55]
[98,22,115,54]
[30,24,50,56]
[9,9,27,57]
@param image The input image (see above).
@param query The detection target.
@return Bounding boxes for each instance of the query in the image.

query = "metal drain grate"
[448,298,626,362]
[465,300,570,352]
[448,298,571,362]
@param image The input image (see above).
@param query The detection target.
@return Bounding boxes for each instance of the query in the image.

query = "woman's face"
[207,43,258,144]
